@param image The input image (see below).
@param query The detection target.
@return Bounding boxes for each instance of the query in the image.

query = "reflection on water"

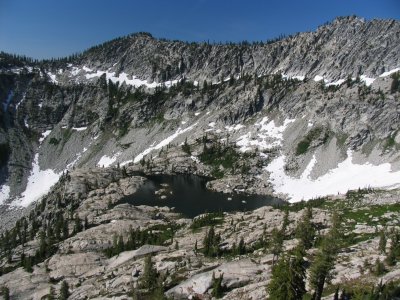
[121,174,284,218]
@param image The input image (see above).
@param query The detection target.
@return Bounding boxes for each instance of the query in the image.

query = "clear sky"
[0,0,399,59]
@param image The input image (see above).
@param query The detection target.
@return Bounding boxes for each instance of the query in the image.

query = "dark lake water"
[121,174,284,218]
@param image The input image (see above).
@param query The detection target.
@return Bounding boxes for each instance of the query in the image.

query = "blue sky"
[0,0,399,59]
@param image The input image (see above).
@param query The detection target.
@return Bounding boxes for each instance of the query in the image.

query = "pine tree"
[211,272,225,298]
[379,230,387,254]
[267,246,306,300]
[141,255,158,290]
[295,207,315,249]
[48,286,56,300]
[373,258,386,276]
[281,210,289,235]
[267,256,290,299]
[59,280,70,300]
[237,237,246,255]
[270,227,283,264]
[309,212,343,300]
[1,286,10,300]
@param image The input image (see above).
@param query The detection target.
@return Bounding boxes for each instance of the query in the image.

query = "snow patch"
[360,75,375,87]
[82,66,92,72]
[0,185,10,205]
[84,70,179,88]
[225,124,245,132]
[72,126,87,131]
[314,75,325,82]
[13,154,60,207]
[191,156,200,164]
[326,79,346,87]
[97,153,120,167]
[47,72,58,84]
[133,123,197,163]
[282,74,305,81]
[39,130,52,143]
[266,151,400,202]
[236,118,294,152]
[379,68,400,78]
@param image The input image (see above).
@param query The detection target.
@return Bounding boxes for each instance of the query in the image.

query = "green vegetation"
[181,138,191,155]
[104,223,181,258]
[199,137,249,178]
[295,127,329,156]
[391,72,400,94]
[309,212,344,300]
[267,246,306,300]
[211,272,227,298]
[202,226,222,257]
[59,281,70,300]
[190,212,224,231]
[0,286,10,300]
[48,137,60,146]
[383,134,397,151]
[295,207,316,249]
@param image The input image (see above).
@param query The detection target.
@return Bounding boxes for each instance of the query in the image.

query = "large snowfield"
[266,152,400,202]
[12,154,60,207]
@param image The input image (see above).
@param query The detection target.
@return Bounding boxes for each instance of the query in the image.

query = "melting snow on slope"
[313,75,326,82]
[282,74,305,81]
[72,126,87,131]
[266,151,400,202]
[85,70,179,88]
[13,154,60,207]
[47,72,58,84]
[39,130,52,143]
[132,123,197,164]
[97,153,120,167]
[326,79,346,87]
[0,185,10,205]
[236,118,295,152]
[360,75,375,87]
[225,124,245,132]
[379,68,400,78]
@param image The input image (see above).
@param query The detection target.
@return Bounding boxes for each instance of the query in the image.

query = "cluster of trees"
[198,137,248,178]
[335,280,400,299]
[190,212,224,231]
[267,212,343,300]
[202,225,246,257]
[131,255,167,300]
[202,226,222,257]
[104,224,178,258]
[0,171,95,276]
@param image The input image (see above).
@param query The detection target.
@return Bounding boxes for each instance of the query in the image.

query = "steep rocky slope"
[0,15,399,210]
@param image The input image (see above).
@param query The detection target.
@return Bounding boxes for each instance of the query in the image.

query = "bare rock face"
[166,259,266,299]
[76,17,400,83]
